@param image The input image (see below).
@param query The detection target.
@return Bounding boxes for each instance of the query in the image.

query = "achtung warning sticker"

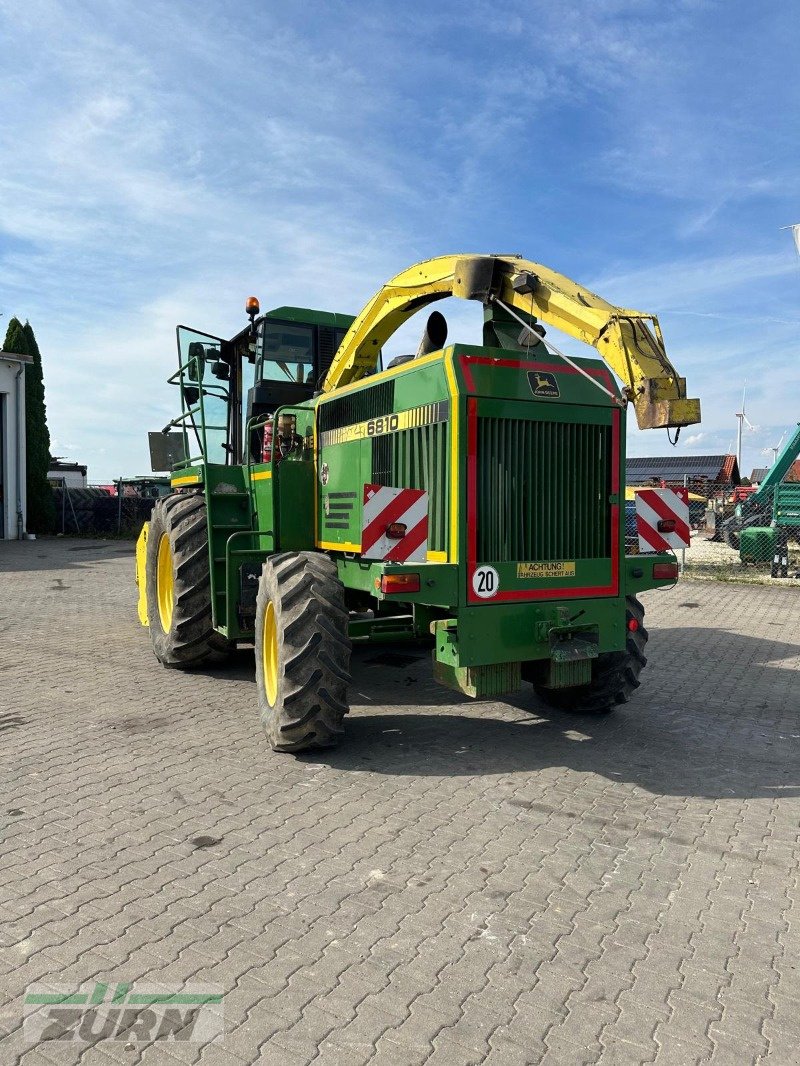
[517,561,576,579]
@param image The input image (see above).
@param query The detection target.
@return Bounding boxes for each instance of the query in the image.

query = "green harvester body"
[155,302,676,700]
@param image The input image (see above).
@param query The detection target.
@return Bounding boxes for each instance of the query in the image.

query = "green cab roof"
[265,306,355,329]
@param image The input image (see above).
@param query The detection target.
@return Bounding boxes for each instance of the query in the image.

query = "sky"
[1,0,799,481]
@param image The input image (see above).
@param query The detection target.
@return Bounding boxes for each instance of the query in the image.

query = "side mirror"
[211,360,230,381]
[183,386,200,406]
[187,341,206,382]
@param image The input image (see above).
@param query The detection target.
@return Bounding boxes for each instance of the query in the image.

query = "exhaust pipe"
[415,310,448,358]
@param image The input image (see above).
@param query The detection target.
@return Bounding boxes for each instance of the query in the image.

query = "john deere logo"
[528,371,559,398]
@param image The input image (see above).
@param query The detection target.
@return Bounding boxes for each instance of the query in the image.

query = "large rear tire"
[145,493,231,669]
[255,551,351,753]
[533,596,648,715]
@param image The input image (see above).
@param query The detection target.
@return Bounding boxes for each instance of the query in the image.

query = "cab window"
[260,322,315,385]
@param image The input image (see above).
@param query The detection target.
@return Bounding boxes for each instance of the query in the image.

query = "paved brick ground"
[1,538,799,1065]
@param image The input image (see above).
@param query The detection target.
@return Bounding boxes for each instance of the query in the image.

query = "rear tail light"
[386,522,407,540]
[653,562,679,580]
[657,519,676,533]
[380,574,420,594]
[627,618,640,632]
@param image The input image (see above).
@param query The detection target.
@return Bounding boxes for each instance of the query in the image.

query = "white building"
[48,460,88,489]
[0,349,31,540]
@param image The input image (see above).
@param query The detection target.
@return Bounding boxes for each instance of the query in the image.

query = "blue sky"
[1,0,798,481]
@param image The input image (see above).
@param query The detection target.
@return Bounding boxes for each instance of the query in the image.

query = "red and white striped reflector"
[635,487,690,553]
[361,484,428,562]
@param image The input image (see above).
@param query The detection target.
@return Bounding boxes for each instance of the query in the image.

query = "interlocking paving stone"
[1,538,799,1064]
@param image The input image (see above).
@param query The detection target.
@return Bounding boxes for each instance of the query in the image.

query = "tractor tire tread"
[255,551,351,753]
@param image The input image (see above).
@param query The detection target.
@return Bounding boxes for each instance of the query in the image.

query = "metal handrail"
[166,345,232,467]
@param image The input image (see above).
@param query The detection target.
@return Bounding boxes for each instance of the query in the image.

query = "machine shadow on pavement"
[296,627,800,802]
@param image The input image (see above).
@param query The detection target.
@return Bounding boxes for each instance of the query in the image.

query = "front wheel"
[532,596,648,715]
[255,552,351,752]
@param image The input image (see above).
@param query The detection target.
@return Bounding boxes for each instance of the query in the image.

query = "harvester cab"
[246,309,358,449]
[137,253,701,753]
[167,307,358,469]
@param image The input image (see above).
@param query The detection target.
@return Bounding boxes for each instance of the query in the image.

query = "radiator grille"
[477,417,612,562]
[372,424,448,553]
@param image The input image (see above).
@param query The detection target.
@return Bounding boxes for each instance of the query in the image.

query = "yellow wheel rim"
[156,533,175,632]
[262,600,278,705]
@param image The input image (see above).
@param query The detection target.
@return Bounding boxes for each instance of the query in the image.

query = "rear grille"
[372,424,448,553]
[318,380,395,432]
[477,417,612,562]
[317,327,337,380]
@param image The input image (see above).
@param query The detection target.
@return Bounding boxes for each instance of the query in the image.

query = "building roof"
[49,460,87,475]
[625,454,741,485]
[0,349,33,364]
[748,462,800,484]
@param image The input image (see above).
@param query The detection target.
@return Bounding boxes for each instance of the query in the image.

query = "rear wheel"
[532,596,648,715]
[723,524,740,550]
[145,493,231,668]
[255,551,351,752]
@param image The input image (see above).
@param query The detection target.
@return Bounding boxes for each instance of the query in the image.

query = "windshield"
[261,322,315,385]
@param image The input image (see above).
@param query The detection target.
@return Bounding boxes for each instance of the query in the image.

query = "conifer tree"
[3,318,55,532]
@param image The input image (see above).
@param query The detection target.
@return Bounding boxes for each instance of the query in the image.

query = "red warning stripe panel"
[635,487,691,553]
[641,489,691,544]
[362,489,418,555]
[361,484,428,562]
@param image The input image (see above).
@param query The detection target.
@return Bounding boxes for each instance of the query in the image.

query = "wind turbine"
[762,430,787,467]
[735,384,758,474]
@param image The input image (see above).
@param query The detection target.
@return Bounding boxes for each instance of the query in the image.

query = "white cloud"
[1,0,798,482]
[589,253,797,312]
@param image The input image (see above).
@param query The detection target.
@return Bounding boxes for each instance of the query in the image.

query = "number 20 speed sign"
[472,565,499,599]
